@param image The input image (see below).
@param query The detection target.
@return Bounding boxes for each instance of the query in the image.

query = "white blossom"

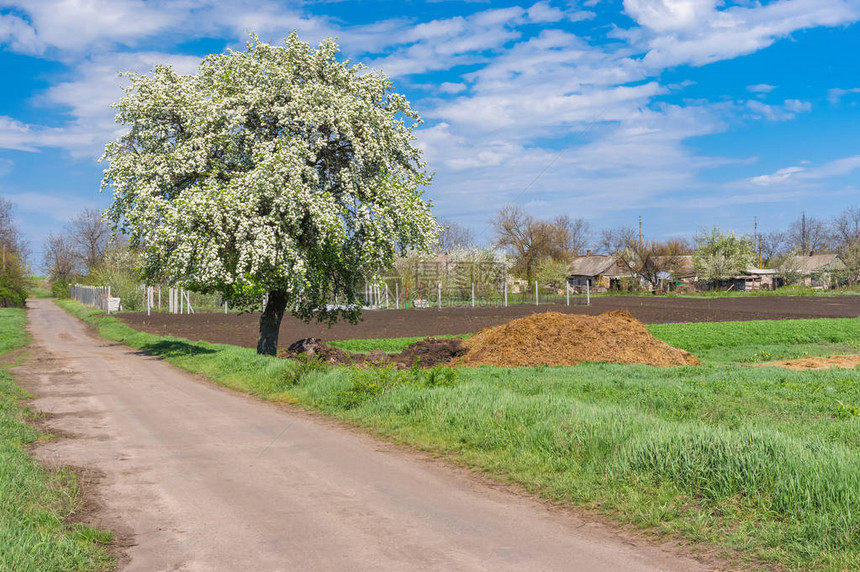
[101,33,440,322]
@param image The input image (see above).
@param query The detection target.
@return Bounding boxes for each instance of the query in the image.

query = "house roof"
[790,253,844,272]
[745,267,777,275]
[569,254,636,278]
[568,254,617,277]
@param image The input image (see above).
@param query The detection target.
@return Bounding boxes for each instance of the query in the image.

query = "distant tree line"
[482,205,860,288]
[42,208,141,304]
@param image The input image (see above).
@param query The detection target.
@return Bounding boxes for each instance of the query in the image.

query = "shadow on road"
[136,340,217,358]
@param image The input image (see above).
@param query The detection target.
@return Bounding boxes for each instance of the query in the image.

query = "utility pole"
[638,215,643,245]
[801,211,808,254]
[754,216,762,267]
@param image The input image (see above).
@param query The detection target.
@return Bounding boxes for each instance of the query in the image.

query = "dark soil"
[116,295,860,350]
[281,337,467,368]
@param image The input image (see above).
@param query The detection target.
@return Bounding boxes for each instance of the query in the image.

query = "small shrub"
[334,364,460,409]
[50,279,70,299]
[282,354,328,386]
[0,257,27,307]
[739,350,774,363]
[423,365,458,387]
[835,400,860,419]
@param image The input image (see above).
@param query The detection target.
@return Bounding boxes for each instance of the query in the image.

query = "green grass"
[329,334,468,353]
[329,318,860,366]
[0,308,114,572]
[57,299,860,570]
[592,286,860,298]
[25,276,53,299]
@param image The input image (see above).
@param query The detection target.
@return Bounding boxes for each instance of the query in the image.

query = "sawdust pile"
[457,310,700,367]
[757,354,860,370]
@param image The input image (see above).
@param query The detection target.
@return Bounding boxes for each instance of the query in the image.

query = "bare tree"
[492,205,557,280]
[600,226,688,289]
[551,215,591,257]
[832,206,860,246]
[787,214,831,254]
[68,208,110,272]
[436,219,475,252]
[43,233,80,281]
[759,230,789,266]
[831,206,860,283]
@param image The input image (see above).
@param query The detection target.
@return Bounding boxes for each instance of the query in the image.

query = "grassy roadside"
[57,299,860,570]
[0,308,114,572]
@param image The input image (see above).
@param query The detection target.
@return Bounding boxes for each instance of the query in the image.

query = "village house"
[787,253,846,287]
[568,252,635,290]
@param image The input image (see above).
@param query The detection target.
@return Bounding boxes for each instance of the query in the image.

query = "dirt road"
[16,299,714,572]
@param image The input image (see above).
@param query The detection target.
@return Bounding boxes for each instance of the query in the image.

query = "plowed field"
[116,295,860,349]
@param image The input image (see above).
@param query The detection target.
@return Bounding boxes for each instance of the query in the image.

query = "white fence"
[355,279,589,310]
[140,286,231,315]
[70,284,121,313]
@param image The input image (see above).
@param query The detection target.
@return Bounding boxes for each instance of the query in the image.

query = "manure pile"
[458,310,700,367]
[757,354,860,370]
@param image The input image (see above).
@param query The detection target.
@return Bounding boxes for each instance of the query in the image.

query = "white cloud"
[526,1,565,24]
[419,101,734,225]
[623,0,718,33]
[801,155,860,179]
[828,87,860,104]
[2,190,101,222]
[0,51,201,158]
[366,8,527,77]
[1,0,855,244]
[783,99,811,113]
[0,117,39,152]
[747,83,777,93]
[0,0,181,56]
[0,157,12,177]
[438,82,467,94]
[0,13,41,54]
[745,98,811,122]
[0,0,338,57]
[748,156,860,187]
[624,0,860,68]
[751,166,805,186]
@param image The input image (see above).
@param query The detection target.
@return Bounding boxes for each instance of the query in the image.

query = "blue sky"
[1,0,859,268]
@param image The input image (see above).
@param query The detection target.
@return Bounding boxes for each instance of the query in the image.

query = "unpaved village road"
[16,299,715,572]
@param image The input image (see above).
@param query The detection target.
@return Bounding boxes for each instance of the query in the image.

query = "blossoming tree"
[102,34,440,354]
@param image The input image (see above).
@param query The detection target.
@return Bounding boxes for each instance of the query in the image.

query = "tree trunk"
[257,289,287,356]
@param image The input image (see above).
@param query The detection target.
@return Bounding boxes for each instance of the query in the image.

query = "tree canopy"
[0,197,27,307]
[693,227,755,284]
[102,34,439,354]
[600,226,691,290]
[492,205,590,280]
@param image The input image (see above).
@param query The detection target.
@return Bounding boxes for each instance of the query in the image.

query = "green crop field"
[0,308,114,572]
[59,299,860,571]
